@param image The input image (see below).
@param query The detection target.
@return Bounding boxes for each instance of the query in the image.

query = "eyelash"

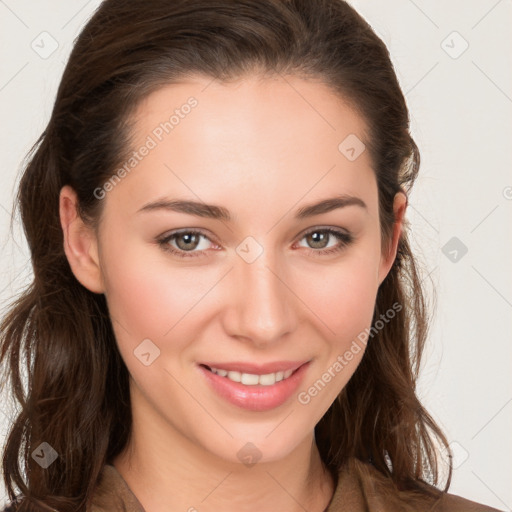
[156,227,354,259]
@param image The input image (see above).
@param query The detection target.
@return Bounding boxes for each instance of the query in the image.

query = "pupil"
[309,231,327,248]
[179,233,198,250]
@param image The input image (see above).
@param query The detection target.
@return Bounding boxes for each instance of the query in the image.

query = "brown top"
[88,457,504,512]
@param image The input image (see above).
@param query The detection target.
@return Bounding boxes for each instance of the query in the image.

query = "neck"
[112,384,334,512]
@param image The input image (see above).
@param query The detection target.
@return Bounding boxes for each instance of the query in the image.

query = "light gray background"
[0,1,511,509]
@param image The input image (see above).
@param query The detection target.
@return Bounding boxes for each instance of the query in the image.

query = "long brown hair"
[1,0,452,510]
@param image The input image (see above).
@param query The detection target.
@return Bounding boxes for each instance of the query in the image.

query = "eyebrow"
[137,193,367,221]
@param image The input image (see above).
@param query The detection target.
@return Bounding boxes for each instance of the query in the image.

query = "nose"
[222,250,296,348]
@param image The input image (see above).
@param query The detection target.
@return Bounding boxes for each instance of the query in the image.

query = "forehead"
[133,73,370,155]
[106,73,377,221]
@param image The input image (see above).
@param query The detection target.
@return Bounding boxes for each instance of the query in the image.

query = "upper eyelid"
[160,225,351,247]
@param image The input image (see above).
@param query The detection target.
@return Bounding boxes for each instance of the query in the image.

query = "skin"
[60,73,407,512]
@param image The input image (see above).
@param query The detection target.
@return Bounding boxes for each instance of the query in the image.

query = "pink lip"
[199,360,307,374]
[197,361,311,412]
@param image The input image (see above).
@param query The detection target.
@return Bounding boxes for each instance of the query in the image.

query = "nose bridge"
[229,243,294,345]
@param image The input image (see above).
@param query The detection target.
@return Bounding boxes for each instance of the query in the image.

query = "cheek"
[301,255,380,338]
[100,238,217,354]
[294,257,380,408]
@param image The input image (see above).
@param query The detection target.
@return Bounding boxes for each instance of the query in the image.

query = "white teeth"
[241,373,259,385]
[227,371,241,382]
[258,373,275,386]
[208,366,296,386]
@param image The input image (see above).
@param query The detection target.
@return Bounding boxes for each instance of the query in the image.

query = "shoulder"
[0,500,22,512]
[434,492,504,512]
[0,464,137,512]
[328,457,503,512]
[89,463,145,511]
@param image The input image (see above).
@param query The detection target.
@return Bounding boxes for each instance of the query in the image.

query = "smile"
[206,366,295,386]
[197,361,311,412]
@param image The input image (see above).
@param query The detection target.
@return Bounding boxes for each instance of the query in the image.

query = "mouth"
[197,360,311,412]
[199,363,304,386]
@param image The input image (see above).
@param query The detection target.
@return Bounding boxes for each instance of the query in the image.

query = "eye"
[156,227,354,259]
[295,227,354,256]
[156,229,217,258]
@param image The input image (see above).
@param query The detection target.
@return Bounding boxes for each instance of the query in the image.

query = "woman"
[0,0,503,511]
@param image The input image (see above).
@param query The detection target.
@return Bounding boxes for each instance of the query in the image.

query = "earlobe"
[378,190,408,286]
[59,185,105,294]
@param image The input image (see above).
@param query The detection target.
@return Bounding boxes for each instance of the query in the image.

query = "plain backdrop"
[0,1,511,509]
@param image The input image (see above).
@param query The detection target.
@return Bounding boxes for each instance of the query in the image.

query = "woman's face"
[87,74,402,464]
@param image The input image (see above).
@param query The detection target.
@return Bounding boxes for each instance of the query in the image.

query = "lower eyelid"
[299,230,352,251]
[161,231,214,252]
[158,228,352,257]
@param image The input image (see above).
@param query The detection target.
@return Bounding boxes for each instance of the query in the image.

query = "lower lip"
[197,362,310,412]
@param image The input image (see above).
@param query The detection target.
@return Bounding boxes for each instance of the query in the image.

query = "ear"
[59,185,105,294]
[377,189,408,286]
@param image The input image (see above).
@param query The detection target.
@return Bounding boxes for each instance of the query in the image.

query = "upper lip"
[199,360,309,375]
